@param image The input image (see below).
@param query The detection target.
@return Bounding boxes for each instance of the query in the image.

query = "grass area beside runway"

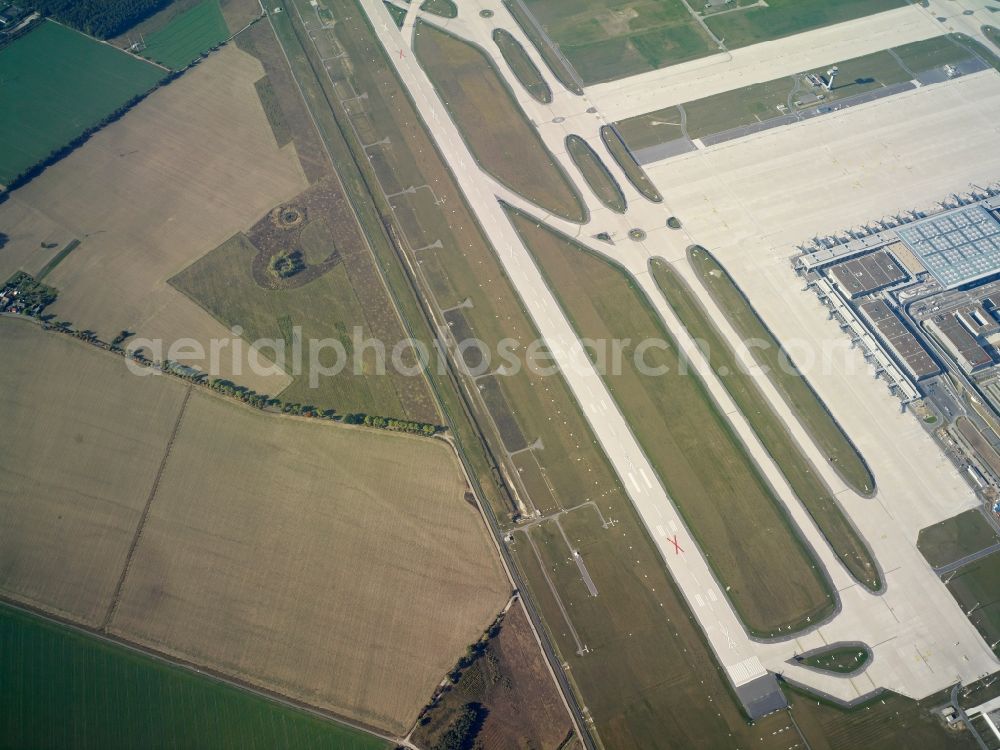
[649,258,880,591]
[501,0,583,95]
[419,0,456,19]
[704,0,904,51]
[566,135,626,214]
[508,209,836,636]
[946,553,1000,657]
[493,28,552,104]
[384,2,406,28]
[414,21,587,223]
[687,246,875,496]
[986,26,1000,51]
[0,603,387,749]
[599,125,661,203]
[919,509,999,569]
[0,20,165,185]
[798,645,870,674]
[522,0,714,84]
[616,36,981,148]
[139,0,229,70]
[613,105,683,152]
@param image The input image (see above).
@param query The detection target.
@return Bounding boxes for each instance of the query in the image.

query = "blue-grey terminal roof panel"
[896,205,1000,289]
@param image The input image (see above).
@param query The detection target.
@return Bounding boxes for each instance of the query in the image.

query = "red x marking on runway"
[667,535,683,555]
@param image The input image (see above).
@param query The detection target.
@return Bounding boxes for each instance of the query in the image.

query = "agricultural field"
[493,28,552,104]
[686,246,874,496]
[649,257,880,590]
[0,20,164,185]
[566,134,627,214]
[704,0,906,50]
[507,211,834,636]
[412,602,574,749]
[617,35,982,147]
[0,43,306,396]
[413,20,587,223]
[0,317,188,627]
[918,509,1000,568]
[0,319,509,736]
[947,553,1000,657]
[139,0,230,70]
[523,0,713,84]
[0,604,387,750]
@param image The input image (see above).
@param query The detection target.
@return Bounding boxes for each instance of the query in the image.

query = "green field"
[523,0,713,84]
[0,20,164,185]
[617,35,979,146]
[599,125,661,203]
[565,134,626,213]
[919,509,1000,568]
[502,0,583,95]
[420,0,456,19]
[799,645,870,674]
[414,21,587,223]
[520,0,903,84]
[947,553,1000,657]
[508,210,835,636]
[0,604,387,749]
[649,258,880,590]
[704,0,904,50]
[493,28,552,104]
[140,0,229,70]
[687,247,874,496]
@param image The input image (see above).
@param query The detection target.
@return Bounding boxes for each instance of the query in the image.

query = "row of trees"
[342,413,439,435]
[18,0,171,39]
[36,321,445,437]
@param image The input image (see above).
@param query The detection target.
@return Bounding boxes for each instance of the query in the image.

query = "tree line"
[18,0,171,39]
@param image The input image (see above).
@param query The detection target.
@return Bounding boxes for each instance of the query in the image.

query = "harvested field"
[918,508,999,569]
[413,20,587,223]
[600,125,661,203]
[412,601,574,750]
[507,210,834,636]
[0,20,164,185]
[687,246,874,495]
[566,134,626,213]
[649,257,880,590]
[493,28,552,104]
[0,44,307,396]
[1,604,388,749]
[0,317,189,627]
[0,320,510,736]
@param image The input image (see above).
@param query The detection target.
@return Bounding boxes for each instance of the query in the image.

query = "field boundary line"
[101,385,192,631]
